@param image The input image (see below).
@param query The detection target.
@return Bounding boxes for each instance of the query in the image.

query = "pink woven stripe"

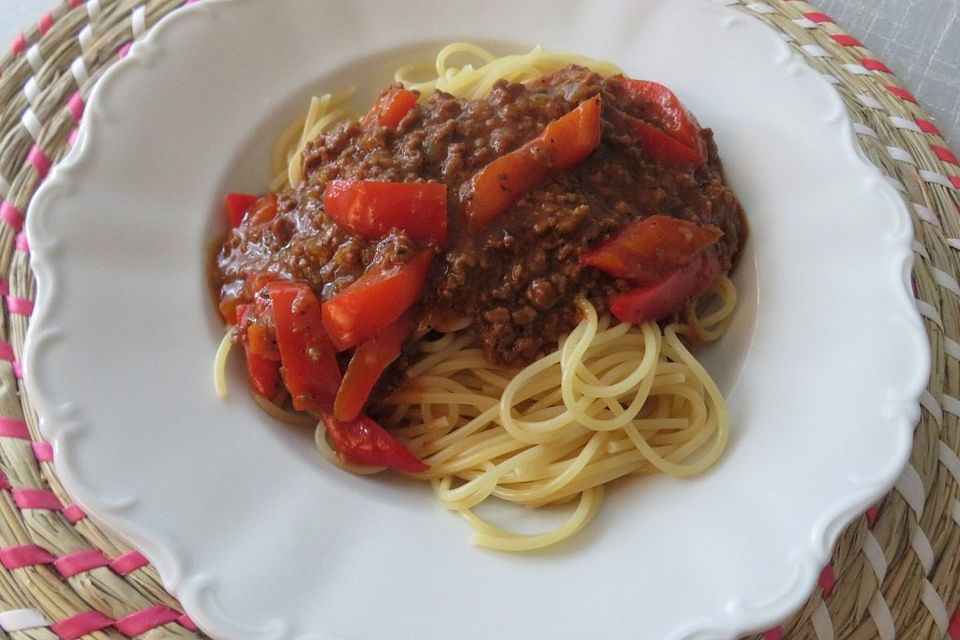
[950,175,960,190]
[31,441,53,462]
[0,417,30,439]
[12,359,22,379]
[935,145,960,166]
[819,564,836,597]
[67,91,85,123]
[51,611,114,640]
[0,277,9,296]
[831,34,862,47]
[177,614,199,631]
[63,503,87,523]
[763,627,783,640]
[0,544,55,569]
[866,504,879,527]
[861,58,893,74]
[0,471,10,490]
[1,201,24,231]
[13,488,63,511]
[15,232,30,253]
[54,549,109,577]
[803,11,833,23]
[67,127,79,147]
[38,11,54,37]
[949,606,960,640]
[109,550,148,575]
[0,339,14,362]
[916,118,943,137]
[28,144,52,178]
[69,0,83,7]
[117,41,132,59]
[6,295,35,316]
[10,33,26,57]
[114,605,181,636]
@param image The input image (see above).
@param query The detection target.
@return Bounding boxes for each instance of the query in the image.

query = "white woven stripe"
[919,169,957,189]
[71,57,90,88]
[24,77,41,108]
[948,238,960,251]
[746,2,776,13]
[945,338,960,361]
[867,591,896,640]
[132,5,147,38]
[914,203,943,228]
[862,531,888,583]
[889,116,923,133]
[26,44,42,74]
[920,390,943,426]
[857,93,883,109]
[0,608,50,631]
[932,267,960,297]
[886,146,916,164]
[844,63,871,75]
[78,23,93,55]
[920,579,950,634]
[794,17,817,28]
[916,299,943,329]
[20,108,41,142]
[953,499,960,526]
[895,464,926,518]
[942,394,960,418]
[939,440,960,486]
[911,527,935,574]
[811,601,835,640]
[86,0,101,22]
[913,239,930,259]
[853,123,879,138]
[802,44,831,57]
[822,74,840,85]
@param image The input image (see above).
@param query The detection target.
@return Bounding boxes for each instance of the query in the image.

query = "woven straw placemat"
[0,0,955,638]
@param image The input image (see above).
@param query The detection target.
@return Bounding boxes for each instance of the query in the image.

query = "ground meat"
[213,66,746,365]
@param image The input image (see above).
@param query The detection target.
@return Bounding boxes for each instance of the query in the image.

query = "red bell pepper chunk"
[334,316,411,422]
[321,412,429,473]
[610,251,721,323]
[235,304,281,398]
[462,95,602,229]
[581,215,723,283]
[225,193,259,228]
[633,121,705,166]
[322,250,433,352]
[248,193,278,226]
[268,281,342,411]
[361,87,419,128]
[323,180,448,245]
[614,76,706,165]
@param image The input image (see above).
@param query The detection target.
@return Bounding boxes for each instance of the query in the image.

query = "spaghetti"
[215,43,741,551]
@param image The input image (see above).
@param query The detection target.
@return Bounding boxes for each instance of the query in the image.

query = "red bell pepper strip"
[225,193,259,228]
[323,180,448,245]
[321,412,429,473]
[268,281,342,411]
[614,76,706,165]
[361,87,419,128]
[632,121,705,166]
[462,95,602,229]
[235,304,281,398]
[248,193,278,226]
[322,250,433,352]
[610,250,721,323]
[581,215,723,283]
[334,316,412,422]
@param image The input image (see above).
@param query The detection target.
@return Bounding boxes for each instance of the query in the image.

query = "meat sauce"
[214,66,746,366]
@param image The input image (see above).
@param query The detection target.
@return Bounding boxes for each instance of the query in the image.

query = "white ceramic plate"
[23,0,929,638]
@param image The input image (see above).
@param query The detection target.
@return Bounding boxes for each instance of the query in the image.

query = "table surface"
[1,0,958,150]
